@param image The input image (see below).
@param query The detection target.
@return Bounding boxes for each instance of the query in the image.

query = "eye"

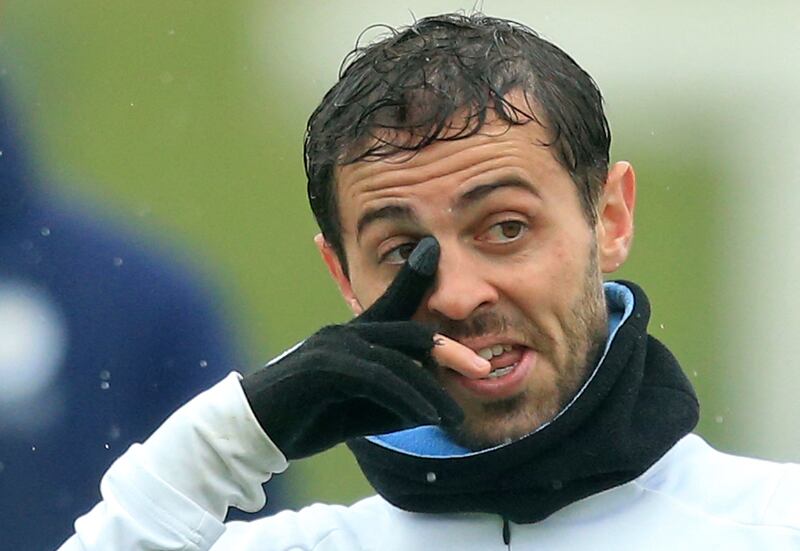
[380,242,418,265]
[480,220,528,244]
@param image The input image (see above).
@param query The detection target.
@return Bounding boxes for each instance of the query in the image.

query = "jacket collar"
[347,281,699,524]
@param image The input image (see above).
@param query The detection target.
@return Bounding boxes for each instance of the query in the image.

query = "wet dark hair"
[304,13,610,272]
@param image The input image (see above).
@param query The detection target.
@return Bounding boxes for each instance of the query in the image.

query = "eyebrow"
[355,176,540,241]
[457,177,541,207]
[356,204,418,241]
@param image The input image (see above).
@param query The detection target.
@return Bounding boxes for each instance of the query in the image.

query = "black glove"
[241,237,463,460]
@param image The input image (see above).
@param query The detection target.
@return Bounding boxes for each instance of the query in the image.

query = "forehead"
[335,119,570,233]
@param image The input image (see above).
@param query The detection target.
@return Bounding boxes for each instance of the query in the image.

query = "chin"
[448,391,557,450]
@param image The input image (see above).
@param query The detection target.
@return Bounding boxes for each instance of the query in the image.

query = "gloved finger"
[331,399,437,441]
[341,359,443,426]
[363,375,459,429]
[356,345,465,427]
[352,322,490,379]
[351,320,436,359]
[395,365,464,427]
[355,236,439,323]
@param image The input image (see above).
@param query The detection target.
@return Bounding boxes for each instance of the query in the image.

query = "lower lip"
[455,348,535,400]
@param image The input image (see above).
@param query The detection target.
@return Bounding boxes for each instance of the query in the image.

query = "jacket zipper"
[502,517,511,547]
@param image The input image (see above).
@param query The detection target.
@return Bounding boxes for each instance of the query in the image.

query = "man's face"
[322,114,635,449]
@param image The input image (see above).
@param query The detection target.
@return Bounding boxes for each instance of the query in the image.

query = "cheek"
[505,236,574,288]
[348,263,394,311]
[343,235,393,297]
[549,240,591,302]
[550,241,581,282]
[502,236,588,314]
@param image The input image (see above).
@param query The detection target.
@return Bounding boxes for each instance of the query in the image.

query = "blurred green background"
[2,0,797,509]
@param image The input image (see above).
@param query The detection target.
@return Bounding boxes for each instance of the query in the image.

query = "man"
[60,13,800,550]
[0,85,289,550]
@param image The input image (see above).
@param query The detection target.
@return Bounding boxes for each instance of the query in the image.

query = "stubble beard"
[441,248,609,451]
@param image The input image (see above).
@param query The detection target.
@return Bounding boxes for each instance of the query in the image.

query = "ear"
[314,234,364,316]
[596,161,636,273]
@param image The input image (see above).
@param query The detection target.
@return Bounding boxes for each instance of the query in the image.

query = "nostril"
[427,291,498,321]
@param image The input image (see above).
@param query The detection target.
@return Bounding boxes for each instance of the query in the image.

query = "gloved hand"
[241,237,463,460]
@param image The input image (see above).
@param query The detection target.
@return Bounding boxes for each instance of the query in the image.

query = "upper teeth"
[477,344,513,360]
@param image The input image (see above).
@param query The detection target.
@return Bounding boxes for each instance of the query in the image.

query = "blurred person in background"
[59,13,799,550]
[0,83,289,550]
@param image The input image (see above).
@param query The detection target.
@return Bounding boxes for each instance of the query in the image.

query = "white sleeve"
[58,372,289,551]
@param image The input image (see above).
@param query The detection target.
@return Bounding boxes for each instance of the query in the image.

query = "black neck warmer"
[347,281,699,524]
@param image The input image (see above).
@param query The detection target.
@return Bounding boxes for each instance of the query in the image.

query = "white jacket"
[59,373,800,550]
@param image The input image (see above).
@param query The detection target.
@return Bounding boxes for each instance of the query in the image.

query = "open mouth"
[475,344,524,380]
[447,340,535,399]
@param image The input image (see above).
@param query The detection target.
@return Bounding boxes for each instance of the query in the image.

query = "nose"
[425,245,498,320]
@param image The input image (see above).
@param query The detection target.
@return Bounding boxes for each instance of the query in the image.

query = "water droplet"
[112,257,123,267]
[31,445,37,452]
[40,227,50,236]
[129,102,135,107]
[104,443,110,450]
[168,29,176,36]
[0,150,4,156]
[692,370,698,377]
[199,360,208,368]
[715,415,724,424]
[425,472,437,483]
[659,324,665,329]
[100,381,110,390]
[99,370,111,381]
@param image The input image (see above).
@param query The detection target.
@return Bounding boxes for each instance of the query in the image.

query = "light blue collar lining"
[367,282,636,458]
